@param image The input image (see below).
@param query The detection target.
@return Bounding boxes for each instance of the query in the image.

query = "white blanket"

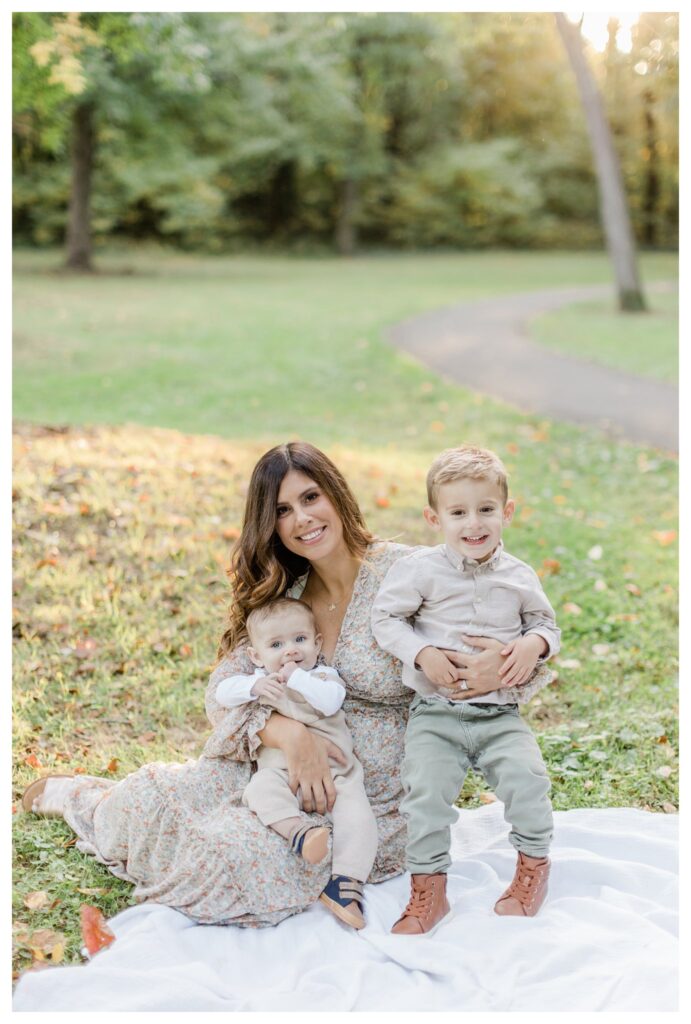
[13,805,678,1012]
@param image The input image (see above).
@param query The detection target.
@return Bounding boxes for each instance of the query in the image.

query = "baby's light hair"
[245,596,316,642]
[426,444,509,508]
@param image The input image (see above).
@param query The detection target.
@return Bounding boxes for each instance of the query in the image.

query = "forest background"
[13,10,679,256]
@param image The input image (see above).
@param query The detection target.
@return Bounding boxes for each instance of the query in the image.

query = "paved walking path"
[388,282,678,451]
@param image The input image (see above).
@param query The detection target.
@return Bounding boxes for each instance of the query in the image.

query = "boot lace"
[506,862,545,907]
[403,881,436,919]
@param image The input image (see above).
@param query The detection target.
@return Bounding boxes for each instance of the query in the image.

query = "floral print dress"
[62,541,552,927]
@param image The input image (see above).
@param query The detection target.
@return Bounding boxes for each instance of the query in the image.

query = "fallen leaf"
[35,556,58,569]
[80,905,116,957]
[587,545,603,561]
[652,530,677,546]
[375,495,390,508]
[553,494,567,505]
[137,731,156,743]
[541,558,561,575]
[558,658,581,670]
[429,421,445,433]
[479,792,497,804]
[625,583,641,597]
[179,644,193,657]
[591,644,610,656]
[583,780,594,790]
[506,443,519,454]
[74,637,98,659]
[562,602,582,615]
[106,758,119,774]
[662,802,677,814]
[222,527,240,541]
[28,928,66,963]
[77,887,108,896]
[24,891,50,911]
[656,765,672,779]
[593,579,608,592]
[13,922,32,944]
[23,754,43,770]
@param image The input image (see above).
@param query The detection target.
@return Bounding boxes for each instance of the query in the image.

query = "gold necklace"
[314,584,351,614]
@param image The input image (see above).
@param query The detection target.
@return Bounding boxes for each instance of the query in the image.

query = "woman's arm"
[257,714,347,814]
[203,647,274,761]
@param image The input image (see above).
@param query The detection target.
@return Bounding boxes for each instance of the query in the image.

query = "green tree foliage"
[12,12,678,254]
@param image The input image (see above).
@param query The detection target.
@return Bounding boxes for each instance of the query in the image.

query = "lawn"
[13,248,678,442]
[12,248,678,975]
[530,285,678,383]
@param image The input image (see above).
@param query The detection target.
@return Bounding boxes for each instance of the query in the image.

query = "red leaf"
[179,644,193,658]
[23,754,43,770]
[80,905,115,957]
[106,758,119,774]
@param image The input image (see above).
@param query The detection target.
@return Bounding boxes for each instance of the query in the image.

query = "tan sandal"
[21,774,74,815]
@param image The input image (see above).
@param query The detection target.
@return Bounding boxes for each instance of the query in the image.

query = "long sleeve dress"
[60,541,553,927]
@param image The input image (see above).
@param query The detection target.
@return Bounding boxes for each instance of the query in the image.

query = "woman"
[24,442,552,927]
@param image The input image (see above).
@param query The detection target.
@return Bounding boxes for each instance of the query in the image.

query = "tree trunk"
[642,88,660,247]
[266,160,296,238]
[335,177,358,256]
[65,102,95,272]
[555,13,646,311]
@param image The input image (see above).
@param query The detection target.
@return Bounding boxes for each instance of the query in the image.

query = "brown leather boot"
[391,873,451,935]
[494,852,550,917]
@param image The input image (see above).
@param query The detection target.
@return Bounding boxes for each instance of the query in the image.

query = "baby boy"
[215,596,378,930]
[371,444,560,935]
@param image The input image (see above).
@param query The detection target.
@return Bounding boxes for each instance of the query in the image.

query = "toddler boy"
[216,596,377,930]
[371,444,560,935]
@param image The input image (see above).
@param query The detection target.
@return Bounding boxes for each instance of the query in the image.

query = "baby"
[215,596,378,930]
[371,444,560,935]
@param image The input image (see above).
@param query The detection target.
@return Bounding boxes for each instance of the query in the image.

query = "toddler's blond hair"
[426,444,509,508]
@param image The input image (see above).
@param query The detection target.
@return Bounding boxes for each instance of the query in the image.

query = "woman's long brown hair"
[218,442,375,659]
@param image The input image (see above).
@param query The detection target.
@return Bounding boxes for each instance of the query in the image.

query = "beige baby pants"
[242,689,378,882]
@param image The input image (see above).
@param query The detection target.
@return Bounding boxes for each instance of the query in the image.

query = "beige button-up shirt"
[371,542,560,703]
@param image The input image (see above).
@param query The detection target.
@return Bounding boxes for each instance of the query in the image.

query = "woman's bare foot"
[22,776,75,817]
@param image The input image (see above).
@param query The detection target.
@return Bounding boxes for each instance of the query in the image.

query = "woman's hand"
[285,727,347,814]
[258,714,347,814]
[439,636,505,700]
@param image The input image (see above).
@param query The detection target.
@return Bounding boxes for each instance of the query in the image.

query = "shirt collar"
[443,539,504,573]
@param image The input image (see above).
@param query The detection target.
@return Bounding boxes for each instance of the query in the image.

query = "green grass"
[12,248,678,975]
[13,248,678,442]
[530,286,678,383]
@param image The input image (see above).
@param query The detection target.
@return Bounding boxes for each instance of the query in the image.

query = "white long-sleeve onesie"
[215,664,346,716]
